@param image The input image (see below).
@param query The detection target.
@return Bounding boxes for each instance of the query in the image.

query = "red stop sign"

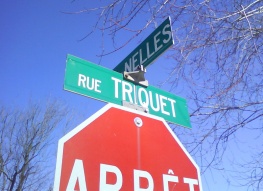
[54,104,202,191]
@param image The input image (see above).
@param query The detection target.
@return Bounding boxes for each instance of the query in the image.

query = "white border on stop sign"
[53,103,203,191]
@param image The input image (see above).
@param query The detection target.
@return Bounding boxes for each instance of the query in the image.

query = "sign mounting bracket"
[123,65,149,87]
[122,100,149,113]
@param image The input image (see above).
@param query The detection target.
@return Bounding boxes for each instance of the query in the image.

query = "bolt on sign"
[64,54,191,128]
[53,104,202,191]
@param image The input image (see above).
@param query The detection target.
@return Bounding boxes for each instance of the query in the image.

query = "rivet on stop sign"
[134,117,143,127]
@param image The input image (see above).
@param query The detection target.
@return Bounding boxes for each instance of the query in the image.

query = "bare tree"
[67,0,263,190]
[0,100,68,191]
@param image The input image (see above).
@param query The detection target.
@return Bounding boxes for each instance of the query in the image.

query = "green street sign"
[114,17,174,73]
[64,54,191,128]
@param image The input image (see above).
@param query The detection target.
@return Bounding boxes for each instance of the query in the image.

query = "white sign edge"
[53,103,202,191]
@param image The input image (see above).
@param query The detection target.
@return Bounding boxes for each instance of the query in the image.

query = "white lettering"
[138,87,149,108]
[134,85,138,104]
[86,78,94,90]
[65,162,200,190]
[121,23,171,72]
[111,78,177,118]
[100,164,123,191]
[163,174,178,191]
[111,77,122,98]
[94,79,102,93]
[183,178,198,191]
[160,95,170,116]
[162,24,172,44]
[122,81,133,103]
[154,31,163,52]
[139,48,147,65]
[132,52,139,69]
[78,74,86,87]
[168,169,174,175]
[134,169,154,191]
[167,98,176,117]
[149,91,160,112]
[78,74,101,92]
[146,42,155,59]
[124,58,133,72]
[66,159,87,191]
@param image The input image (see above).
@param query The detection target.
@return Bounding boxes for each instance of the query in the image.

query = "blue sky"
[0,1,254,191]
[0,1,175,122]
[1,1,99,108]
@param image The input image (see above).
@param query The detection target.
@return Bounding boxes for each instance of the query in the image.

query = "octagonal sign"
[54,104,202,191]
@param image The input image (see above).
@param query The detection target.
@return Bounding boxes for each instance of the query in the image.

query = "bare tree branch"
[0,100,69,190]
[69,0,263,190]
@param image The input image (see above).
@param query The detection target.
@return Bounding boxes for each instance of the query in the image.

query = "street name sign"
[114,17,174,73]
[64,54,191,128]
[53,104,202,191]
